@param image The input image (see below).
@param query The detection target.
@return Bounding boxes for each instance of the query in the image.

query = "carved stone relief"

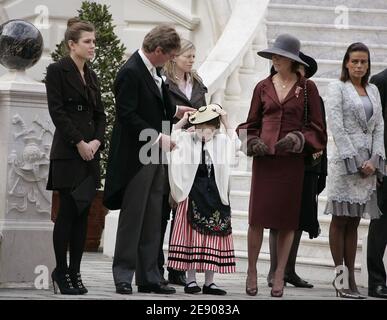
[7,113,53,215]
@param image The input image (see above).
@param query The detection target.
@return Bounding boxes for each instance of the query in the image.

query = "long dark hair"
[340,42,371,87]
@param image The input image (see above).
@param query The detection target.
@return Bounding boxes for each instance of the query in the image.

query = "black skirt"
[47,158,100,191]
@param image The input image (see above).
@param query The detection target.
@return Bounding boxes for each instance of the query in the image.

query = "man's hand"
[159,133,176,152]
[88,139,101,155]
[76,140,94,161]
[175,105,196,119]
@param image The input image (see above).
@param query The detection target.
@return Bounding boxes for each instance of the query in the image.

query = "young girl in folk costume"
[167,104,240,295]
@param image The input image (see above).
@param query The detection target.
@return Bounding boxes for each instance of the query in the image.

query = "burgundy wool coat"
[237,74,327,230]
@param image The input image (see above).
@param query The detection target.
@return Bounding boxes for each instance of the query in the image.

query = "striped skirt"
[167,198,236,273]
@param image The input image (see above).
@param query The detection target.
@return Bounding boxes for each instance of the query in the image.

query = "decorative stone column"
[0,20,55,286]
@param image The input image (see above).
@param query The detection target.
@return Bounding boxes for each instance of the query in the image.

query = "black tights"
[53,189,89,275]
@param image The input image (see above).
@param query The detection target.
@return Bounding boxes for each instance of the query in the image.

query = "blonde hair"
[162,38,203,85]
[64,17,95,51]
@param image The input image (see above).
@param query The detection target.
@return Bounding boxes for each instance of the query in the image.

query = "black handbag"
[71,175,97,214]
[304,80,323,168]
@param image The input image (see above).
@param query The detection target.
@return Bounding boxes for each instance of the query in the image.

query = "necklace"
[274,75,292,89]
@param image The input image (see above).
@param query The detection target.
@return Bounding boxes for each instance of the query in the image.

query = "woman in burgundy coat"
[236,34,327,297]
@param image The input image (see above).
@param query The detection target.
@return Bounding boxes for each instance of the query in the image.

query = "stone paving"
[0,252,383,301]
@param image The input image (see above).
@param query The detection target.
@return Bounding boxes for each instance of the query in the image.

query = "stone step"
[270,0,387,10]
[229,190,250,212]
[266,21,387,44]
[268,3,387,27]
[238,71,261,100]
[230,170,252,190]
[314,59,387,79]
[232,229,363,261]
[229,188,328,214]
[292,40,387,63]
[232,209,370,239]
[223,99,251,127]
[314,76,384,98]
[313,77,334,97]
[232,250,364,286]
[232,153,253,173]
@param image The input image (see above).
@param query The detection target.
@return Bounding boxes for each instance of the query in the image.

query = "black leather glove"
[274,135,296,153]
[247,137,269,157]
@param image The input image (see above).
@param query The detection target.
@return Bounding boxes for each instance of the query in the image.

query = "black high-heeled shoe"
[70,272,88,294]
[51,269,80,295]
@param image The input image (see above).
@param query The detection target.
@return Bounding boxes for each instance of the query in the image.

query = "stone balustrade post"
[0,71,55,285]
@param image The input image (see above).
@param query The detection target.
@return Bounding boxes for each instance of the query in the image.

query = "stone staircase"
[227,0,387,285]
[268,0,387,98]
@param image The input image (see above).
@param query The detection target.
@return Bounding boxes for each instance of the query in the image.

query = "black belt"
[67,104,89,112]
[77,104,89,111]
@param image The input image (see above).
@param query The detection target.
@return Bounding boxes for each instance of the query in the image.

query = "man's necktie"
[151,67,162,94]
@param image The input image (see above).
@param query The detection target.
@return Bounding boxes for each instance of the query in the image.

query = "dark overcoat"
[45,56,106,190]
[164,76,207,110]
[370,69,387,215]
[103,51,176,210]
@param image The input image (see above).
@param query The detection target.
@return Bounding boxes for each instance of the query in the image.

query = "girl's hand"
[212,104,227,123]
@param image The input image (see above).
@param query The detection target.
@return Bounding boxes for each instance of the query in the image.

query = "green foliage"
[51,1,126,180]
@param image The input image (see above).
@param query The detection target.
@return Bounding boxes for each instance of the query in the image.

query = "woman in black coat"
[45,18,106,295]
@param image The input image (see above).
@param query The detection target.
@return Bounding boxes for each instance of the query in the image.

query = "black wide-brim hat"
[270,52,318,79]
[258,34,309,67]
[299,52,318,78]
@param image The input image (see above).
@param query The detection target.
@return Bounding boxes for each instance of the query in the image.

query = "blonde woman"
[163,39,207,113]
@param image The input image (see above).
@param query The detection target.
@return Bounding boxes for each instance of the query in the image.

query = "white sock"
[187,269,197,287]
[204,270,215,287]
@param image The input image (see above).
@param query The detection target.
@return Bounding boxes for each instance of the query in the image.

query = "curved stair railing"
[198,0,270,105]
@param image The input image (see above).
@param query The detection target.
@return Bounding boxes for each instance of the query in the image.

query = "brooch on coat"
[295,86,303,98]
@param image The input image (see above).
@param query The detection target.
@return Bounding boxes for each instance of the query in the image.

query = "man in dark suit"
[103,25,194,295]
[368,70,387,299]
